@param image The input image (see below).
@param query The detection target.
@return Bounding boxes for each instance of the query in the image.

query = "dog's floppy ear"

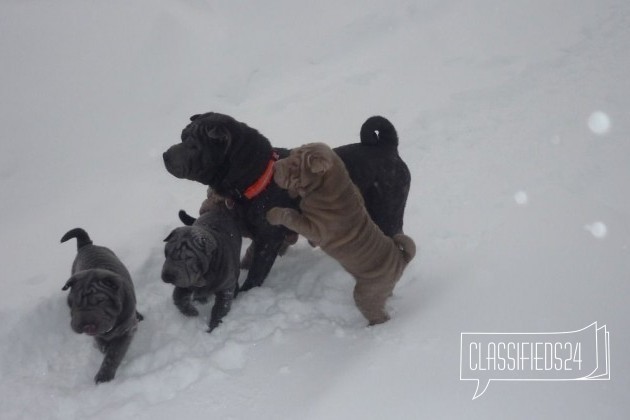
[190,114,201,121]
[205,126,231,145]
[62,276,77,291]
[307,152,332,174]
[163,230,176,242]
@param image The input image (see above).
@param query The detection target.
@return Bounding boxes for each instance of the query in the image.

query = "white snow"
[588,111,612,135]
[585,221,608,239]
[514,191,529,206]
[1,0,629,419]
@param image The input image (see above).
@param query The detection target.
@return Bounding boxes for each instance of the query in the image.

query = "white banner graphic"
[460,322,610,399]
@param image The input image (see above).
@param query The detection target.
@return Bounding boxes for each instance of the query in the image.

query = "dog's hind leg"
[352,280,394,326]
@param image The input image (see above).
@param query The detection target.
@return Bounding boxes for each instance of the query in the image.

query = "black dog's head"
[161,226,219,288]
[62,269,125,336]
[163,112,273,196]
[163,113,234,184]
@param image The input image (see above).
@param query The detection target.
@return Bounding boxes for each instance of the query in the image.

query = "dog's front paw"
[94,368,115,384]
[266,207,285,225]
[267,207,296,226]
[207,320,221,333]
[176,303,199,317]
[240,278,261,292]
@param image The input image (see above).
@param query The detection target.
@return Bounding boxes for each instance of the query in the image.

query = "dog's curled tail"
[393,234,416,264]
[60,228,93,250]
[360,116,399,148]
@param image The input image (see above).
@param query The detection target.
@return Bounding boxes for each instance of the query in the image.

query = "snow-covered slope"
[1,1,629,419]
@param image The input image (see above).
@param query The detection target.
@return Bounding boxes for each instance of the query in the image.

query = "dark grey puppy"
[161,203,241,332]
[61,228,143,384]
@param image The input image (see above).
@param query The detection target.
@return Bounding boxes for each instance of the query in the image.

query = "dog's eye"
[192,235,208,249]
[184,139,200,151]
[102,278,118,290]
[90,295,107,306]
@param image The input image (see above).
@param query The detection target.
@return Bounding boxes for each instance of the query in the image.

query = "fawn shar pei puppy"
[266,143,416,325]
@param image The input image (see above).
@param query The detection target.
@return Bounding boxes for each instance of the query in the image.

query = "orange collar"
[243,152,279,200]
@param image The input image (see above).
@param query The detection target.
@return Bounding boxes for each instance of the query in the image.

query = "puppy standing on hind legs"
[61,228,143,384]
[267,143,416,325]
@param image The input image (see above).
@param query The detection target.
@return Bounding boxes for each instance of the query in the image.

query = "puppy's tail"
[360,116,398,148]
[178,210,196,226]
[393,234,416,264]
[60,228,93,250]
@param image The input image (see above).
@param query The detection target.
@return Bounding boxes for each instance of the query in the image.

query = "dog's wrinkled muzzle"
[161,269,176,284]
[162,146,190,179]
[163,151,180,177]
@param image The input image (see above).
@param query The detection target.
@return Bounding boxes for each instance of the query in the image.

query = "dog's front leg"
[94,333,133,384]
[266,207,320,243]
[240,232,284,291]
[193,287,211,304]
[172,287,198,316]
[207,287,236,333]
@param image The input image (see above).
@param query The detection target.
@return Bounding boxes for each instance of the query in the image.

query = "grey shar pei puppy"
[267,143,416,325]
[162,202,241,332]
[61,228,143,384]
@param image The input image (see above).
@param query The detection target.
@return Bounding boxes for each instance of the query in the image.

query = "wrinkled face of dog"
[161,227,217,288]
[62,270,123,336]
[162,113,233,183]
[273,143,333,197]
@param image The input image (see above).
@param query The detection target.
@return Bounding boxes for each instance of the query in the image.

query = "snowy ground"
[1,0,629,419]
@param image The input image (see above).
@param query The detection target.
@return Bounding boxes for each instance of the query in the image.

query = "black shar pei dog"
[163,112,410,291]
[61,228,143,383]
[162,203,241,333]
